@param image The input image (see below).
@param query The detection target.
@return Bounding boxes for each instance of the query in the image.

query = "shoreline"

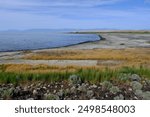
[0,31,150,53]
[0,32,150,67]
[0,40,101,53]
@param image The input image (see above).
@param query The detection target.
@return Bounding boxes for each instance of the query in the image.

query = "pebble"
[87,90,94,98]
[33,90,38,96]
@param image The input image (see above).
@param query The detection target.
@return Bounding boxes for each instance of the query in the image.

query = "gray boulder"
[129,74,141,82]
[142,91,150,100]
[68,75,82,86]
[131,81,143,91]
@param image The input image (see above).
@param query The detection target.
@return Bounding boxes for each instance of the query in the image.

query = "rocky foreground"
[0,74,150,100]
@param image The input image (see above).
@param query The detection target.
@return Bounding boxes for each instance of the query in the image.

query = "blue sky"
[0,0,150,30]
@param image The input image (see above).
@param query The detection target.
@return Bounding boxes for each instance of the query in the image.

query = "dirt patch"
[97,60,124,66]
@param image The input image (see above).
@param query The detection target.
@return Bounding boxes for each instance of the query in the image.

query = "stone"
[142,91,150,100]
[110,86,120,94]
[57,90,64,97]
[70,86,77,94]
[90,97,97,100]
[23,86,28,92]
[53,90,57,94]
[135,90,143,97]
[65,88,70,94]
[129,74,141,82]
[33,89,38,96]
[101,81,113,90]
[131,81,142,91]
[114,94,124,100]
[77,84,87,92]
[42,87,47,90]
[87,90,94,98]
[90,84,97,89]
[146,80,150,85]
[68,75,82,86]
[44,93,59,100]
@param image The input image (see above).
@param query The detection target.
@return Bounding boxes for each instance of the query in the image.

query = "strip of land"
[0,32,150,69]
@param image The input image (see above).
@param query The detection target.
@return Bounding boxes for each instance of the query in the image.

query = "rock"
[142,91,150,100]
[77,84,87,92]
[44,93,59,100]
[87,90,94,98]
[110,86,120,94]
[135,90,143,97]
[23,86,28,92]
[129,74,141,82]
[53,90,57,94]
[114,94,124,100]
[14,87,20,94]
[146,80,150,85]
[131,81,142,91]
[65,88,70,94]
[70,86,77,94]
[101,81,113,90]
[55,85,58,88]
[90,84,97,89]
[57,90,64,97]
[33,89,38,96]
[43,87,47,90]
[68,75,82,86]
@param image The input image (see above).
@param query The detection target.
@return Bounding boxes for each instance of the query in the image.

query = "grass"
[23,48,150,61]
[23,48,150,68]
[0,64,150,84]
[1,47,150,85]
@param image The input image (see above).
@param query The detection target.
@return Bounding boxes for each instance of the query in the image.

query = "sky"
[0,0,150,30]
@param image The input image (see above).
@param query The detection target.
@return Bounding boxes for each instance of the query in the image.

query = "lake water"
[0,31,100,52]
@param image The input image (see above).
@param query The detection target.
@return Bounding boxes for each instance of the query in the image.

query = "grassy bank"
[0,64,150,84]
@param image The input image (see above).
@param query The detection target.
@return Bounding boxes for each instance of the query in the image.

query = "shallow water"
[0,31,100,52]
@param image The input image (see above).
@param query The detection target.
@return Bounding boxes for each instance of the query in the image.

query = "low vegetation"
[0,64,150,84]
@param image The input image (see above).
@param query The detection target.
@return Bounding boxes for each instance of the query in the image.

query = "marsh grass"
[0,64,149,84]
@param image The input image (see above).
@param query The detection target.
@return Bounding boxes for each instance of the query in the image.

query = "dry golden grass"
[23,48,150,67]
[1,48,149,73]
[3,64,78,73]
[24,48,150,61]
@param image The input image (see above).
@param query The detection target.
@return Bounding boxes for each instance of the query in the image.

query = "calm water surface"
[0,31,100,52]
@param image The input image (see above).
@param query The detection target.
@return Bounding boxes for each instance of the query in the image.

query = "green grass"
[0,66,150,84]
